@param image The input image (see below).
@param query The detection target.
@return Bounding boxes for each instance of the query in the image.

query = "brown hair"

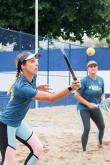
[8,53,26,93]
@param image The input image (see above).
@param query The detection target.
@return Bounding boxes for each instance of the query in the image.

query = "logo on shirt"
[88,85,101,91]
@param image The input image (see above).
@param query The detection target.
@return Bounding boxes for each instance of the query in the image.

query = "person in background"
[74,60,105,153]
[0,51,80,165]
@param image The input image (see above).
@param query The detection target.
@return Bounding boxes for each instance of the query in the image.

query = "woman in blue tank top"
[0,51,80,165]
[74,60,105,153]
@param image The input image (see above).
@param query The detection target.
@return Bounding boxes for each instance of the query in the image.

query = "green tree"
[39,0,110,44]
[0,0,110,45]
[0,0,35,34]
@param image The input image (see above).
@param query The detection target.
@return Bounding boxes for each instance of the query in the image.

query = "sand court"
[16,105,110,165]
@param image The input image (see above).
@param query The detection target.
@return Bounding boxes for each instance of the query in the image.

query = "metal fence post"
[47,38,50,85]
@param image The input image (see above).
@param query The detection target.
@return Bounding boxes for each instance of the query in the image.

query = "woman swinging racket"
[0,51,80,165]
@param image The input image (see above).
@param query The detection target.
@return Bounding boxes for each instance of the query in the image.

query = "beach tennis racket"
[94,98,110,112]
[60,48,77,81]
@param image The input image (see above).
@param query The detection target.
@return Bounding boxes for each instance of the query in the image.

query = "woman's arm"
[74,92,97,109]
[36,85,53,93]
[74,92,90,106]
[33,88,70,102]
[33,81,80,102]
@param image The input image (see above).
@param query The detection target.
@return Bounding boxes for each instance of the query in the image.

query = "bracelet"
[68,86,72,91]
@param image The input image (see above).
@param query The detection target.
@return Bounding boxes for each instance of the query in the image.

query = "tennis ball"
[86,47,95,56]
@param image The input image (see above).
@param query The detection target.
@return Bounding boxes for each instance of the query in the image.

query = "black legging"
[80,108,105,151]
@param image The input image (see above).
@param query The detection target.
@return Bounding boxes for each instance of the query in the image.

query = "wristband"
[68,86,72,91]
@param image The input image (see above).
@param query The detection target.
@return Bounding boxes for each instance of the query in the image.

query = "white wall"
[0,70,110,94]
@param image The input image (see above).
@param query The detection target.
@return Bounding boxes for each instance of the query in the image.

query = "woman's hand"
[87,102,97,109]
[71,80,81,91]
[37,85,54,93]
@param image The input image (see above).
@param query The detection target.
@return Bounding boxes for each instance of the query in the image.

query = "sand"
[16,105,110,165]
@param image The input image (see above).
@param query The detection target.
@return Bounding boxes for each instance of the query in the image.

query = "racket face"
[99,98,110,111]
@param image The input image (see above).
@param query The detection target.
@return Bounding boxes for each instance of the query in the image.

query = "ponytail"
[8,60,22,94]
[16,60,21,81]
